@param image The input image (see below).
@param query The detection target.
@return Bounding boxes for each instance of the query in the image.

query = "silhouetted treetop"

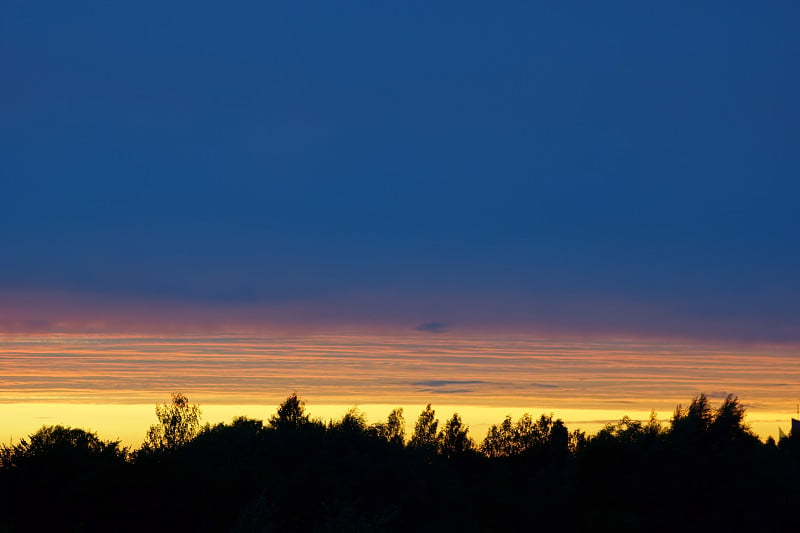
[672,393,712,435]
[330,407,368,433]
[370,408,405,445]
[709,394,755,443]
[269,393,311,430]
[670,393,756,448]
[592,412,664,450]
[481,415,515,458]
[2,391,798,533]
[141,393,202,453]
[481,413,570,458]
[410,404,439,449]
[0,425,125,469]
[438,413,473,458]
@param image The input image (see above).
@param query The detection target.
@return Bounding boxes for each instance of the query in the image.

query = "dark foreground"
[2,393,799,532]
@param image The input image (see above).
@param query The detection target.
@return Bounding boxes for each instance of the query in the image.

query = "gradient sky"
[2,333,798,444]
[2,2,800,341]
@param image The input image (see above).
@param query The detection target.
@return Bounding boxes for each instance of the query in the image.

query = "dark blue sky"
[2,2,799,340]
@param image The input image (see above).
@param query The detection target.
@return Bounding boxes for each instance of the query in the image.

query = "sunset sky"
[2,2,799,444]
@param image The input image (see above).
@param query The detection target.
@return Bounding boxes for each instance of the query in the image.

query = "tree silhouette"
[709,394,754,444]
[269,392,310,430]
[370,408,405,445]
[2,390,797,532]
[410,404,439,450]
[589,414,664,454]
[331,407,368,433]
[480,413,570,458]
[517,414,551,451]
[438,413,473,458]
[0,425,126,468]
[0,426,128,532]
[481,415,515,457]
[672,393,712,435]
[141,393,202,452]
[549,418,569,456]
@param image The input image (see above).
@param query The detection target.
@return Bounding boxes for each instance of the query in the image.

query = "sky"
[3,2,800,445]
[2,333,798,444]
[3,2,800,341]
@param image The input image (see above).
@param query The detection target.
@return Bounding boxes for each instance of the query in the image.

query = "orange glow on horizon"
[1,333,799,443]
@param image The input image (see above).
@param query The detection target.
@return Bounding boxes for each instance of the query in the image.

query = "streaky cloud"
[415,322,449,334]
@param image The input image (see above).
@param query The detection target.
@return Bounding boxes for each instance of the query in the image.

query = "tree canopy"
[269,392,311,430]
[409,404,439,450]
[141,392,202,453]
[2,391,797,532]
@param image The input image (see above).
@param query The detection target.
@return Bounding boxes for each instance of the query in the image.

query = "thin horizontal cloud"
[415,322,449,334]
[3,284,799,344]
[1,333,796,418]
[416,388,477,394]
[413,380,486,387]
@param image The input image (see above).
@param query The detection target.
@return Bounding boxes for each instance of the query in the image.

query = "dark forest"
[2,392,799,532]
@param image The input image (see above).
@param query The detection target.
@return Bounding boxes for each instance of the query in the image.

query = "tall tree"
[410,404,439,450]
[709,394,755,445]
[269,393,310,430]
[481,415,515,458]
[142,393,202,451]
[371,408,405,445]
[438,413,473,458]
[671,393,713,440]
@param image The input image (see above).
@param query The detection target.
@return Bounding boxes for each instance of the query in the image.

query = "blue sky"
[2,2,799,340]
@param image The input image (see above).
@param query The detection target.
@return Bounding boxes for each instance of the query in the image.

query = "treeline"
[2,393,800,532]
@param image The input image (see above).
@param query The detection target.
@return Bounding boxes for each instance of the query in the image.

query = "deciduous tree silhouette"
[518,414,553,451]
[2,390,797,532]
[0,426,128,532]
[141,393,202,452]
[480,413,570,458]
[370,408,405,445]
[269,392,310,430]
[331,407,368,433]
[0,425,126,468]
[438,413,473,458]
[672,393,712,436]
[481,415,515,458]
[709,394,754,444]
[410,404,439,450]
